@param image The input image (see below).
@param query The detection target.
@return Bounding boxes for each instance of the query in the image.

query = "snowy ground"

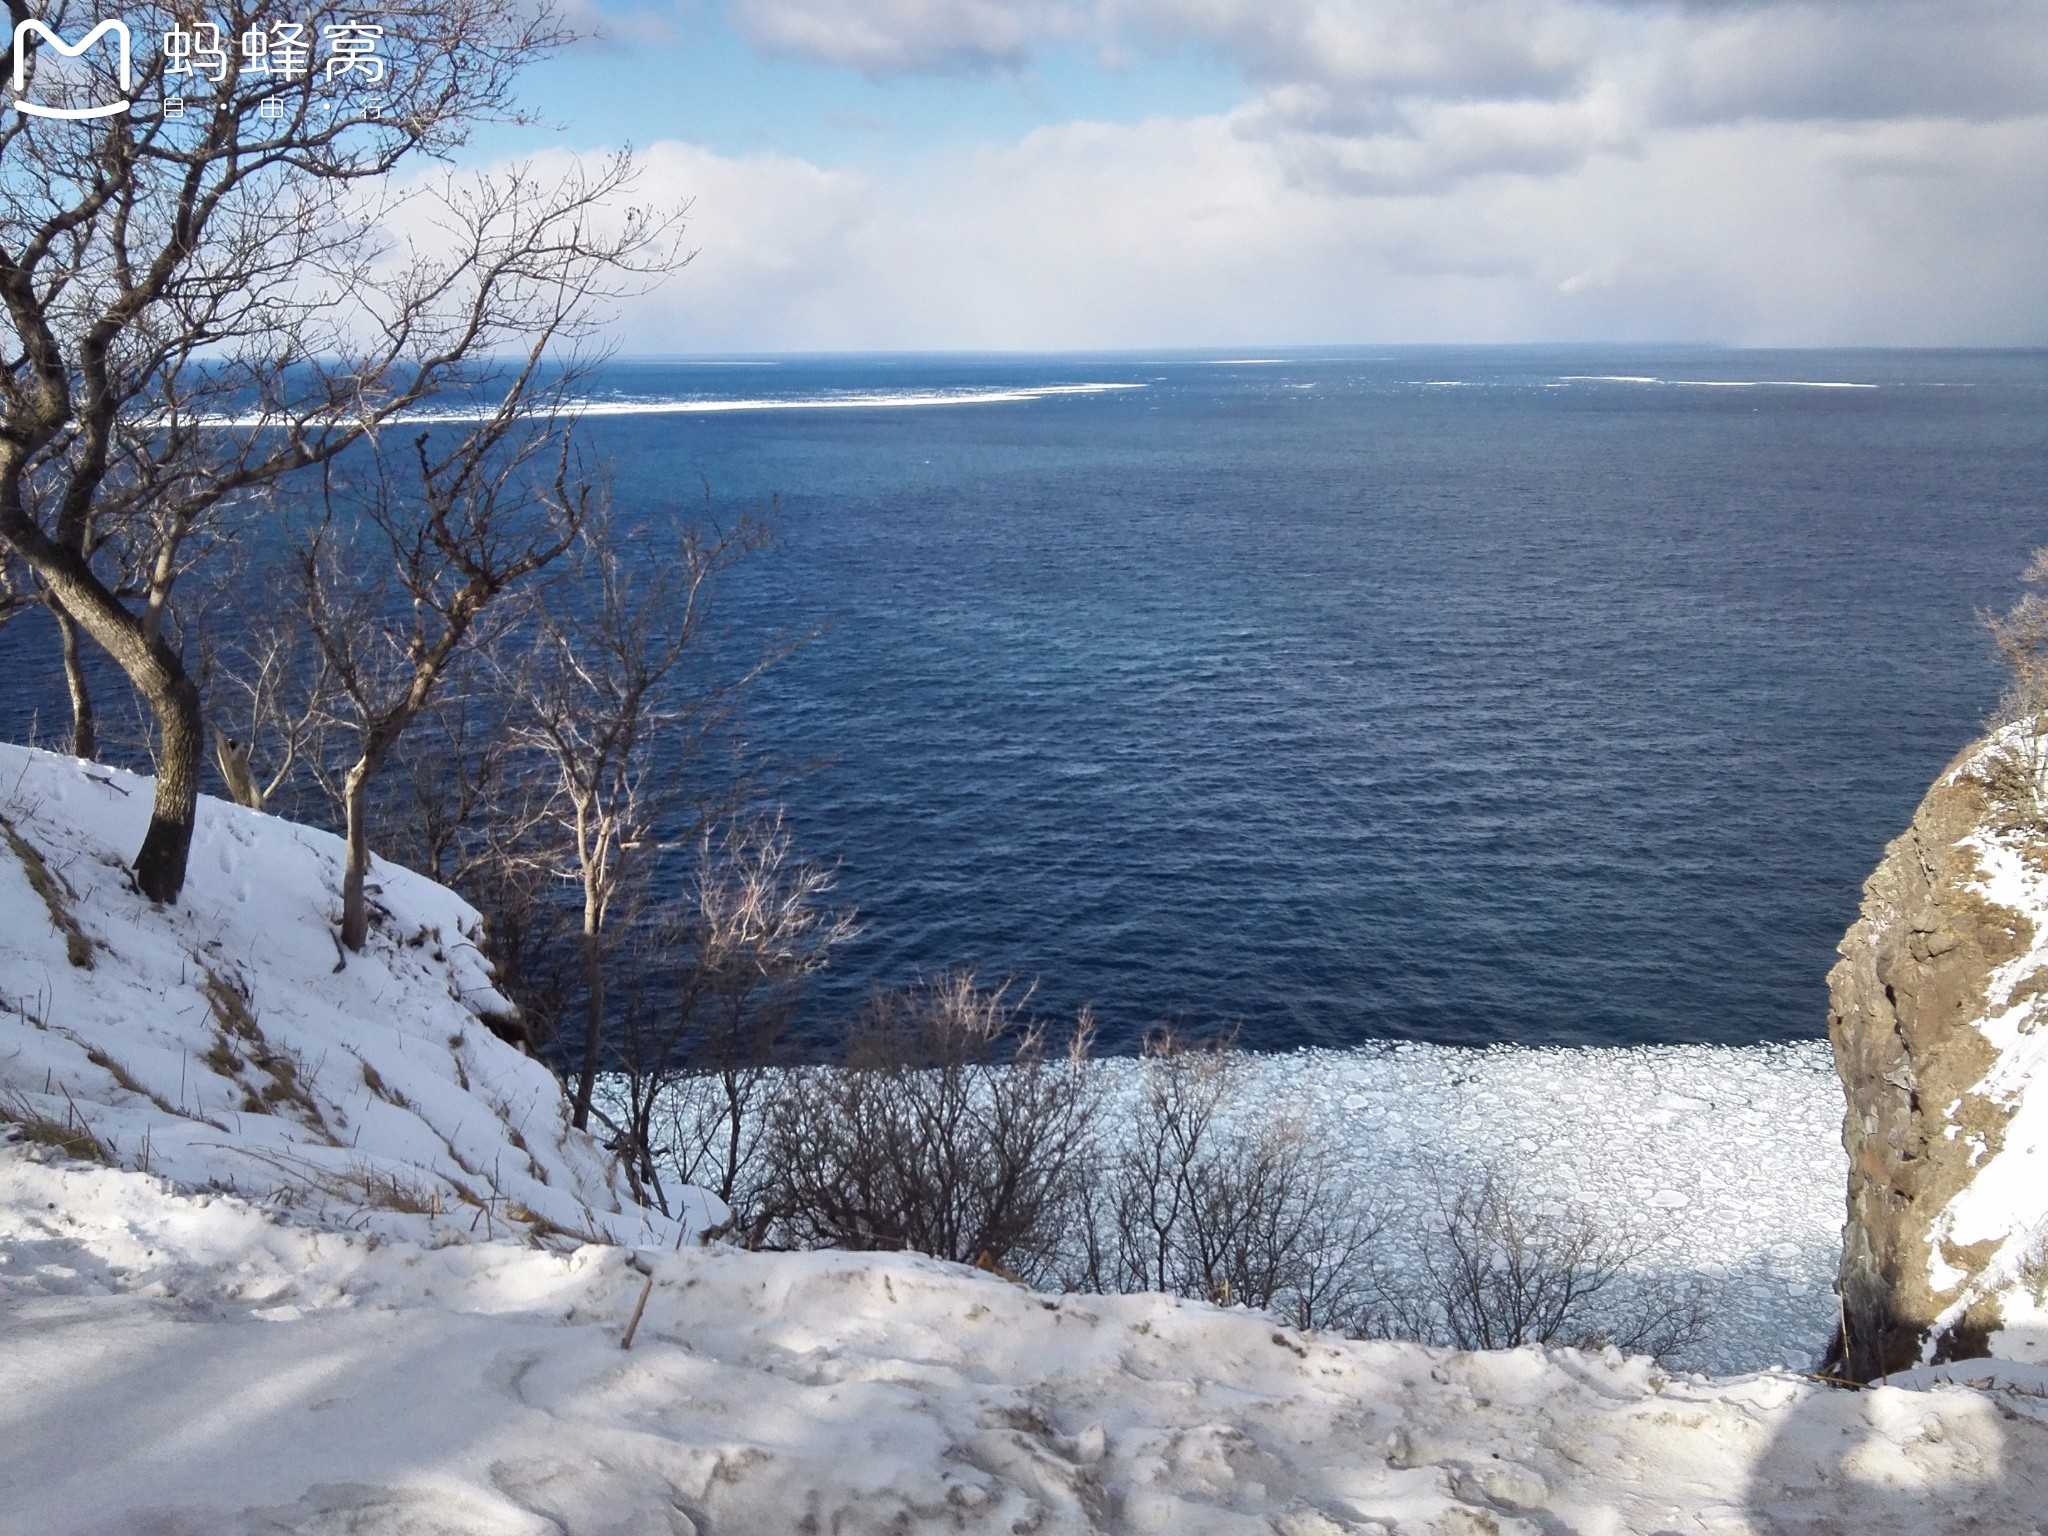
[8,1149,2046,1536]
[9,742,2044,1535]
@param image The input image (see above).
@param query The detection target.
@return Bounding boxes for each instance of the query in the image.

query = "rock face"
[1829,727,2048,1378]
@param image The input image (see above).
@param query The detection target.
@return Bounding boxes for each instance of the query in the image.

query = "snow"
[1920,728,2048,1361]
[7,1152,2046,1534]
[1221,1044,1844,1374]
[8,740,2045,1531]
[0,744,722,1248]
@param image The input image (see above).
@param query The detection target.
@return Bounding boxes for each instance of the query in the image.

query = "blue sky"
[451,0,2048,353]
[482,24,1244,166]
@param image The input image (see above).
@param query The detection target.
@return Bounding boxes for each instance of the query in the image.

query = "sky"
[456,0,2048,352]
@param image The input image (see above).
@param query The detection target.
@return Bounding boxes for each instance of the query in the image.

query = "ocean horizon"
[6,345,2043,1052]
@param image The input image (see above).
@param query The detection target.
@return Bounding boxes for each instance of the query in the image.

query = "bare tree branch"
[0,0,686,901]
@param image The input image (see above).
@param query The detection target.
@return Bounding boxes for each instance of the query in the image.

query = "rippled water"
[6,347,2044,1051]
[613,348,2046,1050]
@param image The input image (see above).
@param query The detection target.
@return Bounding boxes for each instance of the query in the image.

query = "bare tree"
[1986,547,2048,726]
[633,813,857,1215]
[380,682,527,891]
[759,973,1100,1282]
[510,503,778,1126]
[0,0,677,901]
[0,544,28,626]
[202,580,327,814]
[1364,1163,1711,1361]
[1075,1030,1385,1329]
[45,584,104,758]
[0,545,50,715]
[296,394,595,951]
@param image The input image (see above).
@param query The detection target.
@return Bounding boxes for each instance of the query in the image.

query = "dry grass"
[84,1047,147,1098]
[0,811,91,968]
[348,1164,442,1215]
[501,1197,608,1248]
[81,1045,189,1120]
[201,966,262,1043]
[0,1091,109,1163]
[203,1034,245,1078]
[357,1055,420,1114]
[201,966,326,1133]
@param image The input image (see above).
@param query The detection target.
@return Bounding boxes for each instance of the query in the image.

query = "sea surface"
[8,348,2047,1052]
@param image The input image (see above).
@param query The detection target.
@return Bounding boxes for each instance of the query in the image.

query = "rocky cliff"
[1830,724,2048,1378]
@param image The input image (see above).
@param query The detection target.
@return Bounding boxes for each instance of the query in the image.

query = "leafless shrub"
[1070,1031,1386,1331]
[608,813,855,1219]
[757,973,1100,1282]
[1980,552,2048,826]
[1987,548,2048,726]
[1364,1163,1712,1361]
[1975,736,2048,834]
[649,1009,1714,1361]
[507,503,782,1128]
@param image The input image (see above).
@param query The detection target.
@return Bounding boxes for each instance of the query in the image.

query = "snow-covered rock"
[0,743,720,1247]
[1832,721,2048,1376]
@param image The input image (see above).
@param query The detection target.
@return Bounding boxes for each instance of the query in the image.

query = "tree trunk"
[572,921,605,1130]
[132,670,203,903]
[723,1068,745,1203]
[340,758,373,951]
[3,488,204,903]
[48,596,95,760]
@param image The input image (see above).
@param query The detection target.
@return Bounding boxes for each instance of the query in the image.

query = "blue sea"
[9,348,2047,1052]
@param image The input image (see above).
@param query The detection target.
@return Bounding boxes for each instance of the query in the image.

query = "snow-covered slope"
[8,741,2048,1532]
[0,743,717,1246]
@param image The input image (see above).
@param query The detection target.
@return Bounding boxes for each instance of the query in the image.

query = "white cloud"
[723,0,2048,132]
[1245,83,1641,193]
[1112,0,1613,101]
[1634,1,2048,127]
[568,104,2048,349]
[426,0,2048,349]
[728,0,1082,73]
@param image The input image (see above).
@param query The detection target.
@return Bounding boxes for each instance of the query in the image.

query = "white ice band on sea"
[1552,375,1880,389]
[1080,1041,1846,1374]
[621,1040,1847,1374]
[187,382,1149,428]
